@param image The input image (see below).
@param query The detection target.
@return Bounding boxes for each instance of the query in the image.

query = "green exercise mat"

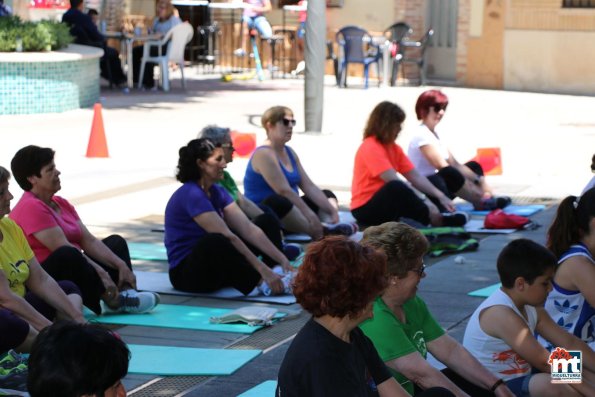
[128,242,167,261]
[87,304,278,334]
[468,283,501,297]
[238,380,277,397]
[128,344,261,375]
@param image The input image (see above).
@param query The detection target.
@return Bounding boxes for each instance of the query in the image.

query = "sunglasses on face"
[415,263,426,277]
[281,118,297,127]
[221,143,235,152]
[432,104,447,113]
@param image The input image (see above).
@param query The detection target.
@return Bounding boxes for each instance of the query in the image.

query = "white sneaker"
[258,272,295,296]
[118,289,160,314]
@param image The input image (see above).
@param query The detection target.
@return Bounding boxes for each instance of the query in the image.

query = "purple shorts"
[0,280,81,353]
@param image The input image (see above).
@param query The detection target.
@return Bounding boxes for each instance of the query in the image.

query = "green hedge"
[0,16,73,52]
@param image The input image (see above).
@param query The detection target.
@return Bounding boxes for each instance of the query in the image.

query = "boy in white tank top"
[463,239,595,396]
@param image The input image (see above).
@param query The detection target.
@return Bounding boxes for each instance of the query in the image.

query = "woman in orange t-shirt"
[351,101,466,228]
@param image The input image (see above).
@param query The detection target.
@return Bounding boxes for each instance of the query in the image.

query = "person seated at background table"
[235,0,272,57]
[9,145,159,315]
[277,236,454,397]
[27,321,129,397]
[463,239,595,397]
[165,138,294,296]
[351,101,467,228]
[407,90,511,211]
[87,8,99,26]
[132,0,181,89]
[0,166,85,355]
[360,222,515,397]
[244,106,356,240]
[539,187,595,349]
[198,125,301,260]
[62,0,127,87]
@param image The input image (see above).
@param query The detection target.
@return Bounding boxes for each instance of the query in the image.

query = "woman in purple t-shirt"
[165,138,294,296]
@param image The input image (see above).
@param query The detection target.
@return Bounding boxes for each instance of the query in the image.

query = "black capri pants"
[169,213,283,295]
[426,161,484,211]
[40,234,132,315]
[351,180,430,227]
[260,189,337,219]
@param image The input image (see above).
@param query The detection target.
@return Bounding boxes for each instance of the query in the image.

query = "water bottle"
[15,37,22,52]
[134,26,142,36]
[100,20,107,33]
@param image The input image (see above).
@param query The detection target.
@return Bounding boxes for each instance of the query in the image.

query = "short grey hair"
[198,125,231,145]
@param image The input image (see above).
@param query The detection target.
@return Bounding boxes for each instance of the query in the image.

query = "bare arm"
[292,148,339,223]
[560,256,595,310]
[25,257,85,323]
[33,226,120,293]
[252,148,323,238]
[376,377,413,397]
[0,271,51,331]
[419,144,450,170]
[401,168,455,212]
[224,202,291,273]
[194,208,285,294]
[386,351,468,396]
[428,335,515,397]
[236,191,264,219]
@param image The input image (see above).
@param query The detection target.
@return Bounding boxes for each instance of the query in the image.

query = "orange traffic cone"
[86,103,109,158]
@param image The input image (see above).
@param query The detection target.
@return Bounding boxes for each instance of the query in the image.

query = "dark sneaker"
[282,243,302,261]
[481,196,512,211]
[441,211,469,227]
[0,351,26,373]
[323,222,358,236]
[118,290,160,314]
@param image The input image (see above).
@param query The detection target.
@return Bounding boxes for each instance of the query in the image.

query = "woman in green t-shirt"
[360,222,514,397]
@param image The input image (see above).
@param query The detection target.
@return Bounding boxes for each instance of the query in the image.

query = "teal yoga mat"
[128,344,261,375]
[87,304,278,334]
[238,381,277,397]
[128,242,167,261]
[455,204,546,217]
[468,283,501,297]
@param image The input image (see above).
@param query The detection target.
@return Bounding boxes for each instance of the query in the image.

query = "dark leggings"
[351,180,430,227]
[0,280,80,353]
[132,43,168,88]
[260,189,337,219]
[40,235,132,315]
[169,214,283,294]
[413,368,494,397]
[427,161,484,211]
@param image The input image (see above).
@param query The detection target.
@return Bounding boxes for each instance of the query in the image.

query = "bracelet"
[490,378,504,392]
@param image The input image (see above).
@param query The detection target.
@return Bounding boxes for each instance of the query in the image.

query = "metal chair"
[335,25,382,89]
[398,28,434,86]
[138,22,194,91]
[384,22,412,86]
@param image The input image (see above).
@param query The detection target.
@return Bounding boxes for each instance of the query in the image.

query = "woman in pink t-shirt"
[351,101,466,228]
[9,145,159,315]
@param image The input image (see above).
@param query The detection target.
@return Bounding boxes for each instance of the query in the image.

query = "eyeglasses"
[414,263,426,277]
[432,104,447,113]
[281,118,296,127]
[221,143,235,152]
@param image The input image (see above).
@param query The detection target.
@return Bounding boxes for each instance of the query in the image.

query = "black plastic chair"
[384,22,412,86]
[335,25,381,88]
[397,28,434,86]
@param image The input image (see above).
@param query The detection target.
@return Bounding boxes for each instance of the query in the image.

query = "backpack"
[484,209,531,230]
[419,227,479,257]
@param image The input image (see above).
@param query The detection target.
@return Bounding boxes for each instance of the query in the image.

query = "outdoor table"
[172,0,209,64]
[208,2,246,72]
[280,3,306,77]
[122,32,163,89]
[371,35,391,87]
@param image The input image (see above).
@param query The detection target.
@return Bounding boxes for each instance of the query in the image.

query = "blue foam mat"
[128,344,261,375]
[128,242,167,261]
[455,204,546,217]
[468,283,501,297]
[86,304,279,334]
[238,380,277,397]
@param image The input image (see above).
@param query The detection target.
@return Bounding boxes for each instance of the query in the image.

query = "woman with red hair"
[408,90,510,211]
[276,236,454,397]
